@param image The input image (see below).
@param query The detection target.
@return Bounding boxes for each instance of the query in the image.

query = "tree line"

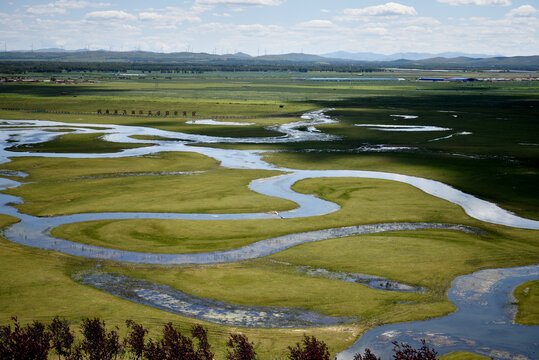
[0,316,438,360]
[0,61,379,75]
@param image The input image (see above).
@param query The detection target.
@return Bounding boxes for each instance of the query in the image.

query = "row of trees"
[0,61,380,75]
[0,316,437,360]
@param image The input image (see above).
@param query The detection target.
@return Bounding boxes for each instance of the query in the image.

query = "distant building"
[419,77,479,82]
[418,77,446,81]
[447,77,479,82]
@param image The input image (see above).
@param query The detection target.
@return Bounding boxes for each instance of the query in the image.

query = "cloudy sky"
[1,0,537,55]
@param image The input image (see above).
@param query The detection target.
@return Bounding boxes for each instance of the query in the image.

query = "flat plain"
[0,71,537,358]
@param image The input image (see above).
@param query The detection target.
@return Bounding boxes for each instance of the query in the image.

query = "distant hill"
[322,51,500,61]
[0,50,537,70]
[394,56,539,70]
[256,53,333,63]
[0,50,233,63]
[28,48,91,53]
[0,50,347,64]
[229,52,251,58]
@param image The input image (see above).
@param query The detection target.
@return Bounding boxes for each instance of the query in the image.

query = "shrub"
[287,335,330,360]
[124,320,147,360]
[353,348,381,360]
[80,318,122,360]
[48,316,74,360]
[226,333,257,360]
[392,339,437,360]
[191,324,213,360]
[0,317,51,360]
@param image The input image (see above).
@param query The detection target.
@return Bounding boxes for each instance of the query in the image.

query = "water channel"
[0,110,537,358]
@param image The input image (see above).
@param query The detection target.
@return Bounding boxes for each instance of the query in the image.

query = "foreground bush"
[0,317,51,360]
[288,335,330,360]
[0,316,438,359]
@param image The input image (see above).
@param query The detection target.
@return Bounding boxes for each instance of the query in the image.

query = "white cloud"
[194,0,282,7]
[6,0,538,56]
[403,25,427,32]
[507,5,538,17]
[194,22,284,35]
[355,26,389,35]
[236,23,283,34]
[400,17,441,26]
[27,6,66,15]
[85,10,136,21]
[27,0,109,16]
[296,20,334,29]
[341,2,418,18]
[212,12,232,17]
[138,7,202,26]
[0,12,19,25]
[437,0,511,6]
[137,12,160,21]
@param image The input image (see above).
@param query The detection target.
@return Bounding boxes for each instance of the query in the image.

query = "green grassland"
[0,73,537,358]
[49,175,534,256]
[514,280,539,325]
[439,352,491,360]
[94,225,537,321]
[7,132,150,153]
[3,166,293,217]
[0,214,358,359]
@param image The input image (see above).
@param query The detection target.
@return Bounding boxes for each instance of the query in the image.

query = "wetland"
[0,72,537,359]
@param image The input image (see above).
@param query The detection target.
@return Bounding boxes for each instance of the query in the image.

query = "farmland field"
[0,71,537,359]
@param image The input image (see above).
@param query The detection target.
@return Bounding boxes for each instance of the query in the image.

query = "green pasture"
[514,280,539,325]
[94,225,537,322]
[0,73,537,357]
[4,151,538,335]
[0,109,296,138]
[0,153,293,216]
[0,215,358,359]
[1,75,537,219]
[48,173,528,254]
[7,132,149,153]
[262,151,539,221]
[439,352,491,360]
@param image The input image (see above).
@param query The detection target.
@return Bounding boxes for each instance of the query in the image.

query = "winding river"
[336,265,539,360]
[0,110,537,358]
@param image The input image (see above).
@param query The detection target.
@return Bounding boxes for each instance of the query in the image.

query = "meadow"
[0,71,537,359]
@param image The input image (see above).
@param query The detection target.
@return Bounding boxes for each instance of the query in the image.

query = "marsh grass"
[0,213,360,358]
[2,154,293,216]
[263,151,539,221]
[91,223,538,321]
[438,352,491,360]
[513,280,539,325]
[7,132,150,153]
[49,176,482,253]
[0,74,537,358]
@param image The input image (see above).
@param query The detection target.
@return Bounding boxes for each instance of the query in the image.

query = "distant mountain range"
[321,51,501,61]
[0,50,537,70]
[32,48,89,53]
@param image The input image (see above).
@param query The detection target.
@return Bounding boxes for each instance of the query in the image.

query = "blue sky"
[1,0,537,55]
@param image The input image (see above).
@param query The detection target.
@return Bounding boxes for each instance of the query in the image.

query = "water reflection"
[337,265,539,360]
